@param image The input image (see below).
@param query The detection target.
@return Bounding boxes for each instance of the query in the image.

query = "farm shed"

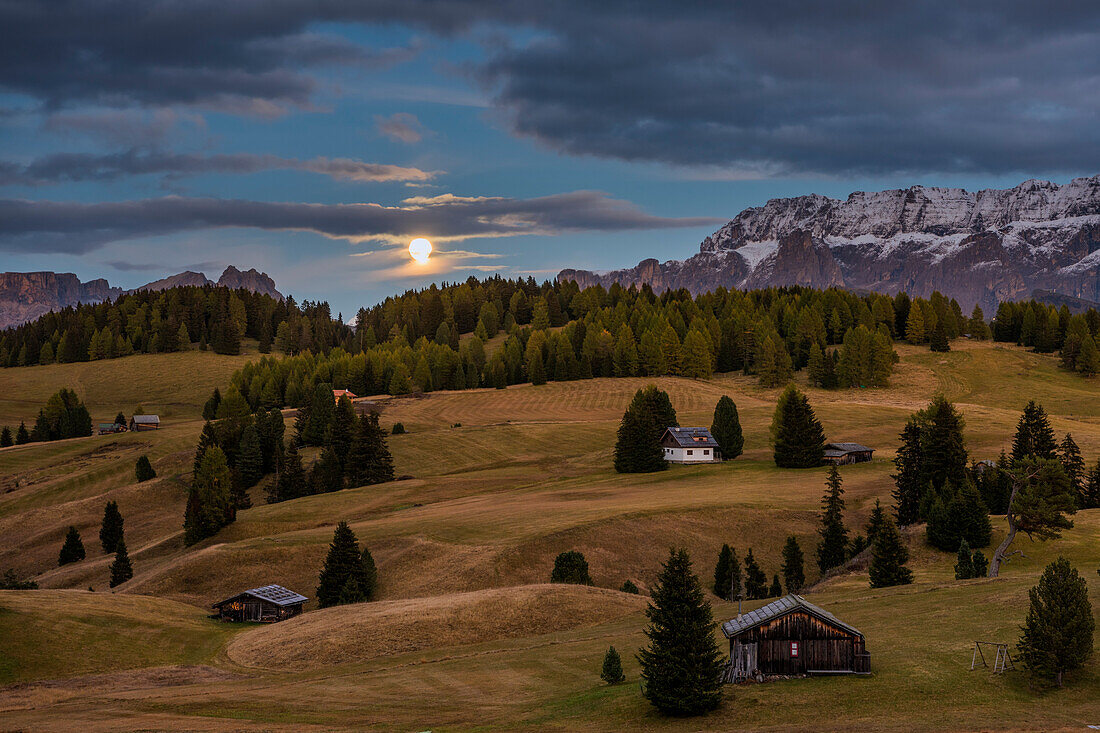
[129,414,160,431]
[722,595,870,681]
[660,427,720,463]
[212,585,307,623]
[823,442,873,465]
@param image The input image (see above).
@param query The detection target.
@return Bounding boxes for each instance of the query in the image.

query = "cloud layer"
[0,192,722,254]
[5,2,1100,175]
[0,150,439,186]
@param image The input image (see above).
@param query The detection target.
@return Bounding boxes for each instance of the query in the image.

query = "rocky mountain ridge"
[559,175,1100,311]
[0,266,282,329]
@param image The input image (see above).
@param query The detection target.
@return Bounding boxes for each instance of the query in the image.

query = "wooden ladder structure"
[970,641,1015,673]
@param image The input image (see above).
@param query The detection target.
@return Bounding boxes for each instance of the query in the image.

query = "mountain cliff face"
[559,175,1100,311]
[0,266,282,329]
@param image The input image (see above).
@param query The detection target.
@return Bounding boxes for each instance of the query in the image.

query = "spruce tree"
[769,574,783,598]
[971,549,989,577]
[15,421,30,444]
[816,466,849,573]
[957,481,992,548]
[892,418,924,525]
[771,384,826,468]
[338,577,366,604]
[134,454,156,482]
[58,526,85,565]
[921,396,969,490]
[302,382,335,446]
[743,548,767,599]
[202,388,221,421]
[551,550,592,584]
[99,500,124,553]
[1017,557,1094,687]
[233,424,263,499]
[954,539,974,579]
[710,396,744,460]
[865,499,888,546]
[184,445,234,545]
[713,543,735,600]
[868,515,913,588]
[1082,458,1100,509]
[780,536,805,593]
[316,521,375,608]
[1011,400,1058,462]
[637,548,724,716]
[109,537,133,588]
[930,319,950,352]
[1058,434,1085,497]
[345,412,395,487]
[613,405,666,473]
[0,426,11,447]
[601,646,626,684]
[269,442,308,503]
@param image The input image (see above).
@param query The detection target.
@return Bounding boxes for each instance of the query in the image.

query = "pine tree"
[1017,557,1094,687]
[184,445,234,545]
[109,537,133,588]
[1058,434,1085,497]
[1011,400,1058,462]
[134,454,156,482]
[637,548,724,716]
[0,426,11,447]
[954,539,974,579]
[58,525,85,565]
[99,500,124,553]
[816,467,848,573]
[868,514,913,588]
[316,521,375,608]
[865,499,888,546]
[771,384,826,468]
[743,548,768,599]
[551,550,592,584]
[601,646,626,684]
[781,536,805,593]
[713,544,735,600]
[768,574,783,598]
[710,396,744,460]
[989,458,1076,577]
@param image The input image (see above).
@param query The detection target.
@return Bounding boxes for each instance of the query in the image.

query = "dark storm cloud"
[0,193,722,254]
[0,149,439,185]
[5,1,1100,174]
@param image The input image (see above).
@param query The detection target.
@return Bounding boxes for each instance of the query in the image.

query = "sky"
[2,2,1100,318]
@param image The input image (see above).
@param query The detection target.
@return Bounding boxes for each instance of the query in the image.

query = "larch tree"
[816,466,849,573]
[710,396,744,460]
[1017,557,1094,687]
[637,548,724,716]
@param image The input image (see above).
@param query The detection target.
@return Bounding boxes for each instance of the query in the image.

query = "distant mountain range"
[559,175,1100,311]
[0,266,281,329]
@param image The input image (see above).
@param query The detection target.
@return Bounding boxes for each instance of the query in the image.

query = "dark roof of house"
[721,594,863,639]
[824,442,873,455]
[661,427,719,448]
[213,584,308,608]
[131,414,160,424]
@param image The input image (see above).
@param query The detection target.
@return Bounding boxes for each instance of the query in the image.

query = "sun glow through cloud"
[408,237,432,263]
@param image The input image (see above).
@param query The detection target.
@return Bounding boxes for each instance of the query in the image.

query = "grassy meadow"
[1,338,1098,731]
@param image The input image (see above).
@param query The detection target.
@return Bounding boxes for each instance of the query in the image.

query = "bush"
[620,580,639,594]
[392,423,406,435]
[551,550,592,584]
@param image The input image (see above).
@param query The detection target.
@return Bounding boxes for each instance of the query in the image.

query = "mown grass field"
[1,338,1098,731]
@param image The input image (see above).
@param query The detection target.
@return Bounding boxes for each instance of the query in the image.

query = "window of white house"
[687,450,693,455]
[704,450,710,455]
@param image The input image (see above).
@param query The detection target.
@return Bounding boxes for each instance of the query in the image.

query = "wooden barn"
[823,442,874,465]
[212,584,307,623]
[129,414,160,431]
[721,595,870,681]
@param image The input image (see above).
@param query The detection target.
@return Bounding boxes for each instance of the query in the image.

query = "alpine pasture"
[1,338,1099,731]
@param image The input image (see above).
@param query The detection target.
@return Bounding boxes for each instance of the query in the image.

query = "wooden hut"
[129,414,160,431]
[212,584,307,623]
[822,442,874,465]
[721,594,870,680]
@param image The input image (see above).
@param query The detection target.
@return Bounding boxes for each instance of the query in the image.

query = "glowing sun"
[408,237,432,264]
